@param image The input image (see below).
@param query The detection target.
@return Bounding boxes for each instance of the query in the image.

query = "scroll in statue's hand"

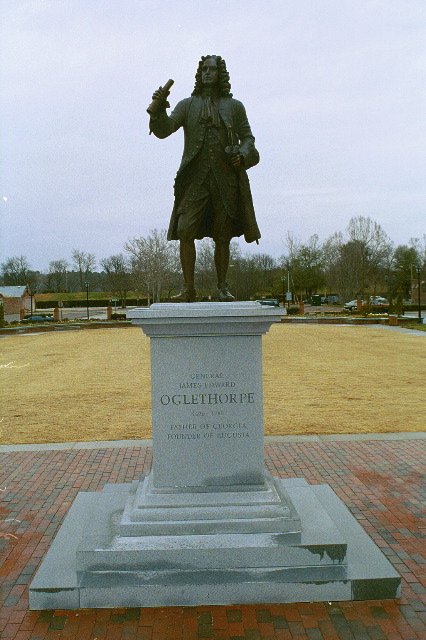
[152,87,168,102]
[147,79,174,116]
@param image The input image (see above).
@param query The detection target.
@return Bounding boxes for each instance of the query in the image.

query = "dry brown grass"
[1,324,424,445]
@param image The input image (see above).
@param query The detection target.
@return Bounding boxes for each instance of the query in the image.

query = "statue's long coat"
[150,95,261,243]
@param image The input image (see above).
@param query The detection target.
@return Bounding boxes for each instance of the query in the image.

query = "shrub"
[36,297,149,309]
[286,306,300,315]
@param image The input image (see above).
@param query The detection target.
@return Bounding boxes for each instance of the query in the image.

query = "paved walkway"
[1,436,425,639]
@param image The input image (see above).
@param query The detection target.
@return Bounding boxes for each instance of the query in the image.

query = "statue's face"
[201,58,219,87]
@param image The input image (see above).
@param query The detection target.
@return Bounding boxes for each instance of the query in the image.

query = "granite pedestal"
[29,302,400,609]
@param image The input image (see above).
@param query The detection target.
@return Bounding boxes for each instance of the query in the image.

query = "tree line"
[1,217,425,305]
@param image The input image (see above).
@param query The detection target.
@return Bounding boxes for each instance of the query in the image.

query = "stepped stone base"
[29,476,400,609]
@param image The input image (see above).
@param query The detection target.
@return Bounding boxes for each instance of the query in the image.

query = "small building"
[0,285,32,314]
[411,277,426,305]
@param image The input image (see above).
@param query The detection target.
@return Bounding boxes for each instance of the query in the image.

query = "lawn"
[1,324,424,445]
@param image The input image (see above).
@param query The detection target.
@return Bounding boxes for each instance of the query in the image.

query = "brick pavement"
[1,438,425,640]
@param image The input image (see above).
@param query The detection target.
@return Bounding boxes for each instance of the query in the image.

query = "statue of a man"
[149,55,260,302]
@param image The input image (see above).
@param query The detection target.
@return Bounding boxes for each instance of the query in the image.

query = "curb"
[1,432,425,452]
[0,317,422,335]
[0,320,133,335]
[280,316,415,325]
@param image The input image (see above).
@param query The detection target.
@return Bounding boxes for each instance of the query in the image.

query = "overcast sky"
[1,0,425,272]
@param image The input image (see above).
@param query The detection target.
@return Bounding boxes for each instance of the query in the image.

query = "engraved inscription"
[167,422,250,440]
[158,371,257,442]
[160,392,254,405]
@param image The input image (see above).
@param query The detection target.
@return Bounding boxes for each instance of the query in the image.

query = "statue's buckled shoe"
[217,282,235,302]
[171,287,196,303]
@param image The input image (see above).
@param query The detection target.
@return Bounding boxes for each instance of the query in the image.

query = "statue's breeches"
[175,171,242,242]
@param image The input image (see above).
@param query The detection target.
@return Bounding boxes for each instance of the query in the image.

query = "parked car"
[310,295,322,306]
[21,314,55,323]
[344,297,389,311]
[256,299,280,307]
[344,300,365,310]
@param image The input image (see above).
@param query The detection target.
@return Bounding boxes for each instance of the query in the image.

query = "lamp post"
[280,275,285,308]
[28,286,33,316]
[85,281,90,320]
[416,264,422,323]
[287,269,291,310]
[284,266,292,310]
[27,285,36,316]
[385,273,396,314]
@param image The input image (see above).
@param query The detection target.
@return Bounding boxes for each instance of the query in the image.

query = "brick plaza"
[1,436,425,640]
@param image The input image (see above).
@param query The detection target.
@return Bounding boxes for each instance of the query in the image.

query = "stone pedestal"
[121,303,301,542]
[134,302,280,489]
[29,302,400,609]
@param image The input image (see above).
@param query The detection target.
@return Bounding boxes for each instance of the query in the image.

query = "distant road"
[5,306,112,323]
[4,304,425,324]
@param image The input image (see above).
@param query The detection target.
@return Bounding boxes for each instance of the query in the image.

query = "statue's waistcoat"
[171,96,258,176]
[150,94,261,243]
[176,119,239,219]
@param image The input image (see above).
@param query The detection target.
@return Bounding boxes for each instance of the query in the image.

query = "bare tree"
[1,255,32,286]
[101,254,132,307]
[228,246,276,301]
[324,238,367,303]
[47,259,69,292]
[347,217,393,273]
[72,250,96,291]
[410,235,426,267]
[385,243,423,313]
[280,234,325,299]
[226,255,253,301]
[125,229,179,304]
[282,231,302,264]
[251,253,277,294]
[324,216,393,301]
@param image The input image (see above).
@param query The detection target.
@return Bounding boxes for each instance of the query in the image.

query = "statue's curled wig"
[191,55,232,97]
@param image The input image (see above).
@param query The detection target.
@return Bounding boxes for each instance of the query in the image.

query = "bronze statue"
[149,55,260,302]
